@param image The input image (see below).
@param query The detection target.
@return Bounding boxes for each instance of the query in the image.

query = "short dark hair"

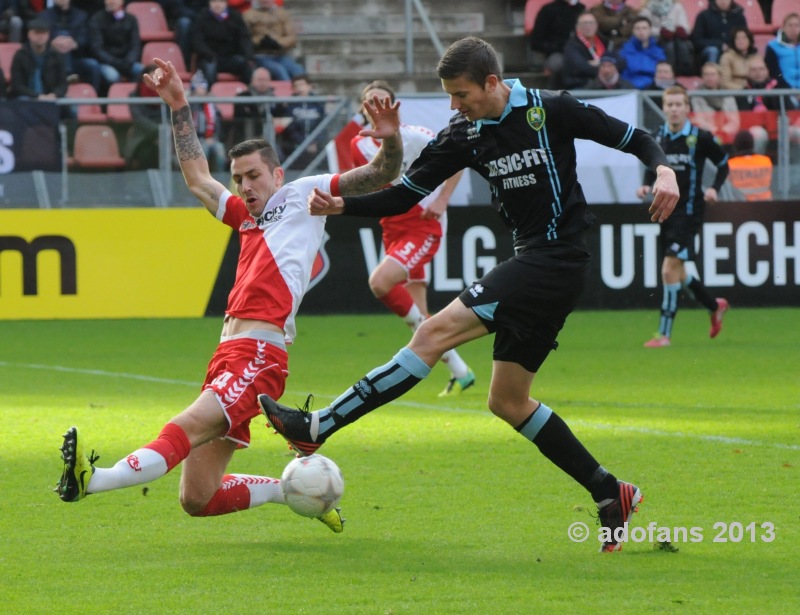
[361,80,395,104]
[228,139,281,170]
[733,129,754,152]
[728,26,756,53]
[436,37,502,85]
[633,15,652,27]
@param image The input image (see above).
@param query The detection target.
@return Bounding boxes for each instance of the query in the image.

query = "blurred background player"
[637,85,730,348]
[55,56,404,534]
[351,80,474,397]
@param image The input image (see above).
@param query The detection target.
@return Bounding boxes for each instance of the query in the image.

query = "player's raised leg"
[259,299,487,456]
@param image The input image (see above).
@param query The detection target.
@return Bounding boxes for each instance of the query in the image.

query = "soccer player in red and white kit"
[352,81,474,397]
[55,57,403,531]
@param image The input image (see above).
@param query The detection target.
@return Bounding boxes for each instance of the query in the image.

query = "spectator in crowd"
[233,65,278,143]
[562,11,607,89]
[582,53,635,89]
[38,0,101,92]
[73,0,104,16]
[244,0,304,82]
[589,0,639,51]
[691,61,740,142]
[692,0,747,66]
[644,60,676,107]
[275,73,326,169]
[744,55,800,157]
[720,26,759,94]
[88,0,143,95]
[8,17,68,102]
[163,0,208,68]
[189,69,227,171]
[765,12,800,95]
[638,0,693,75]
[727,129,773,201]
[529,0,586,88]
[193,0,253,87]
[619,16,667,89]
[1,0,24,42]
[123,63,162,170]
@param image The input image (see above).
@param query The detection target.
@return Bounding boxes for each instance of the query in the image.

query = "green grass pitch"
[1,308,797,614]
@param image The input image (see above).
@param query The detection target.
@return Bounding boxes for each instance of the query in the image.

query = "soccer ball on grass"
[281,454,344,517]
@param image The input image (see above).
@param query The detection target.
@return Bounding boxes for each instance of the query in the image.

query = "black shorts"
[660,213,701,261]
[458,236,591,373]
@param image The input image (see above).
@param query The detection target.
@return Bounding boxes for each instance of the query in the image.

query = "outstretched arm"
[336,95,404,197]
[145,58,226,215]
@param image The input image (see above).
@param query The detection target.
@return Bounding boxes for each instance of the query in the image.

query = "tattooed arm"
[144,58,226,215]
[337,95,403,197]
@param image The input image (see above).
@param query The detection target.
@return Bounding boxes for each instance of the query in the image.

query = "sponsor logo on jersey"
[485,148,547,178]
[469,283,484,298]
[527,107,545,131]
[466,125,480,141]
[685,135,698,148]
[255,204,287,227]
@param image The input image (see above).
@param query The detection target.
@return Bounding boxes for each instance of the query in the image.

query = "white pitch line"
[3,361,798,452]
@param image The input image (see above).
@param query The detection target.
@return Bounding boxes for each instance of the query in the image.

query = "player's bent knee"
[180,492,212,516]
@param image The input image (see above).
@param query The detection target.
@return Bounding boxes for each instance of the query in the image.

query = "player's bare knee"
[180,491,211,516]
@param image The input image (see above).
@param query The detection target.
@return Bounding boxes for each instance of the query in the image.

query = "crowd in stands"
[0,0,319,171]
[528,0,800,166]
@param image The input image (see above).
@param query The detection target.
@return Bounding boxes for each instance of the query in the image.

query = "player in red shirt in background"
[352,81,474,397]
[55,57,403,532]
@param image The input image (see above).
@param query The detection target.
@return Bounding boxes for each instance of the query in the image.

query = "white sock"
[441,349,469,379]
[227,474,285,507]
[87,448,168,494]
[403,304,425,330]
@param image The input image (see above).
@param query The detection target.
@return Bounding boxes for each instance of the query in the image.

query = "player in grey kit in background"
[259,37,680,552]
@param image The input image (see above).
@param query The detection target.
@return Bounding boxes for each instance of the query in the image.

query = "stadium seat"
[682,0,709,31]
[69,124,126,170]
[771,0,797,27]
[272,80,293,97]
[209,80,248,122]
[0,42,21,78]
[106,82,135,123]
[753,33,773,54]
[740,0,775,35]
[66,83,108,123]
[524,0,550,35]
[127,1,174,42]
[141,41,191,80]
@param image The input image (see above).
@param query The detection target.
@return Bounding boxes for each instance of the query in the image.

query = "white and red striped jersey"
[351,124,445,236]
[217,173,341,343]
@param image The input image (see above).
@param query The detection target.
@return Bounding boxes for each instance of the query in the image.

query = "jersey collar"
[476,78,525,130]
[664,119,692,139]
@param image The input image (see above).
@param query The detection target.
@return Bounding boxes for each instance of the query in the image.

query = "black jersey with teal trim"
[643,121,729,218]
[342,79,669,252]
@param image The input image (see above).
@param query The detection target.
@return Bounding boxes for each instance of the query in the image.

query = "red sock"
[142,422,191,471]
[195,475,252,517]
[377,285,414,317]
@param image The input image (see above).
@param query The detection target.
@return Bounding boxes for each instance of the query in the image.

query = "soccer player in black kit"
[260,37,680,552]
[638,85,730,348]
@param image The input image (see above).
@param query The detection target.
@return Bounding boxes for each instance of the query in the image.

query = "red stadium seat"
[66,83,108,123]
[209,80,248,122]
[683,0,709,31]
[106,82,135,123]
[127,1,174,42]
[770,0,798,27]
[272,80,293,97]
[141,41,191,81]
[69,124,126,170]
[524,0,551,35]
[740,0,776,35]
[677,75,703,90]
[0,42,21,78]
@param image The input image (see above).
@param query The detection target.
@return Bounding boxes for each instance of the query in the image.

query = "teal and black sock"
[659,282,680,337]
[317,347,431,438]
[517,403,618,502]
